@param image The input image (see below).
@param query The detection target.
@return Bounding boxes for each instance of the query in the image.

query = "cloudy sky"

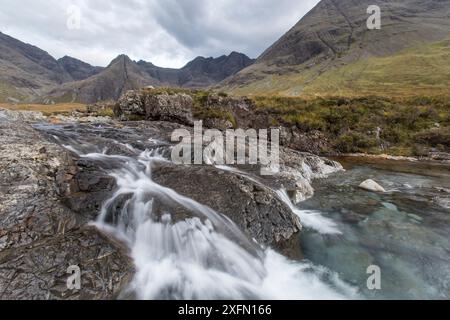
[0,0,319,68]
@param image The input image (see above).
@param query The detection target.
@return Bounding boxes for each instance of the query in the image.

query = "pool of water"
[299,157,450,299]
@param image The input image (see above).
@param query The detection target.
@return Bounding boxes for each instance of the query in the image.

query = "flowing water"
[300,157,450,299]
[35,122,450,300]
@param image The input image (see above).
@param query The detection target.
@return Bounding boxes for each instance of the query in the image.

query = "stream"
[35,122,450,300]
[301,157,450,299]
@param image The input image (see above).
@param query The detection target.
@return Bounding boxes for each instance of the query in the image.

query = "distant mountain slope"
[58,56,103,81]
[0,31,72,101]
[45,55,158,103]
[138,51,255,88]
[46,52,255,103]
[222,0,450,97]
[0,31,255,103]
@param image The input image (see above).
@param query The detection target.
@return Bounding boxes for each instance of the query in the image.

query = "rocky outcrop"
[144,93,194,125]
[0,111,133,300]
[115,90,335,155]
[115,90,194,125]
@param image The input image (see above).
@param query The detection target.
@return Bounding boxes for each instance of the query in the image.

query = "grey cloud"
[0,0,319,67]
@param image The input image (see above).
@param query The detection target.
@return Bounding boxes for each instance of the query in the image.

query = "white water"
[216,165,342,235]
[276,190,342,235]
[78,148,356,299]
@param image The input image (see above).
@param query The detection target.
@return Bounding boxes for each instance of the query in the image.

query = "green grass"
[226,38,450,98]
[248,95,450,156]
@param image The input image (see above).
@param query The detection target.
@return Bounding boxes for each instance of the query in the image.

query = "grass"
[225,37,450,98]
[0,103,87,116]
[248,95,450,156]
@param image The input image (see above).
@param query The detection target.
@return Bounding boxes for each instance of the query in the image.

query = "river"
[35,122,450,300]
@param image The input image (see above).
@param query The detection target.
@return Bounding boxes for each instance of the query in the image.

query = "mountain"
[45,55,158,103]
[0,31,255,103]
[45,52,254,103]
[138,51,255,88]
[221,0,450,97]
[58,56,103,81]
[0,31,72,101]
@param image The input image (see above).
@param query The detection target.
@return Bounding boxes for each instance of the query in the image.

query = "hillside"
[44,55,158,103]
[221,0,450,97]
[58,56,104,81]
[0,31,72,101]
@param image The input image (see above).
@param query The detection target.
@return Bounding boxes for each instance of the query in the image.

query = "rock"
[280,127,332,154]
[0,114,133,299]
[203,117,235,130]
[116,90,195,125]
[144,93,194,125]
[115,90,145,120]
[359,179,386,193]
[407,214,424,222]
[0,108,46,122]
[152,163,302,246]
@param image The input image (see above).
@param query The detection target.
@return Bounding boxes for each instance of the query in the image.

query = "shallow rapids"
[36,122,358,300]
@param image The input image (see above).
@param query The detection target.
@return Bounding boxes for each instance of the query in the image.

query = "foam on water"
[277,190,342,235]
[86,150,356,299]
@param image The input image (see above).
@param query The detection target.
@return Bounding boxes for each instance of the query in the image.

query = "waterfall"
[87,150,355,299]
[42,123,357,300]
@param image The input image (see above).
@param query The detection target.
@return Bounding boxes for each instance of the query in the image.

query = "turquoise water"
[299,157,450,299]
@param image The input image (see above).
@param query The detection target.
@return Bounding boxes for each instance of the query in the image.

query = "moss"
[194,107,237,128]
[96,108,115,117]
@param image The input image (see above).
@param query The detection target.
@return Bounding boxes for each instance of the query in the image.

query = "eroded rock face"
[144,93,194,125]
[116,90,194,125]
[115,90,145,120]
[0,112,133,300]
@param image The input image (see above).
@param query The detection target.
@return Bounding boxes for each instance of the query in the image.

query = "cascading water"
[38,123,358,300]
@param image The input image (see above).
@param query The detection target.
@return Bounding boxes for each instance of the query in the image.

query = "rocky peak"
[58,55,103,81]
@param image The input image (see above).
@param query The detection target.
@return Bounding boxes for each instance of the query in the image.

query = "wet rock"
[152,163,302,246]
[0,112,133,299]
[359,179,386,193]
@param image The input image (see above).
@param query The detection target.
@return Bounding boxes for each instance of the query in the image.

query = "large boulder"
[144,93,194,125]
[152,163,302,246]
[115,90,145,120]
[115,90,195,125]
[359,179,386,193]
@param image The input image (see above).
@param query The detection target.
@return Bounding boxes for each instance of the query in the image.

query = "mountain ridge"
[221,0,450,97]
[0,32,254,103]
